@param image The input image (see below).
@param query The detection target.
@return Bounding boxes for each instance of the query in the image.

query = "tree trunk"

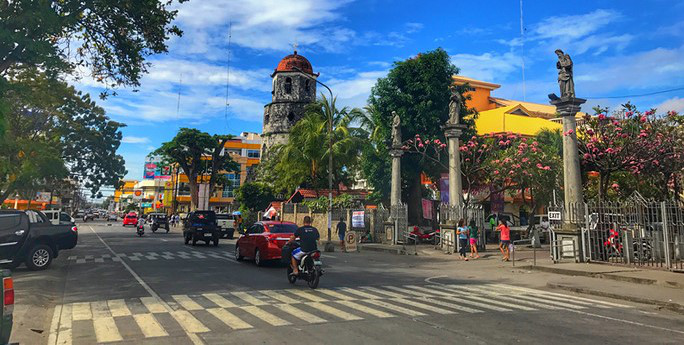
[188,178,199,211]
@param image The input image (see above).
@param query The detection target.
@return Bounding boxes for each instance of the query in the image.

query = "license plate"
[314,260,322,265]
[197,227,203,230]
[204,233,213,237]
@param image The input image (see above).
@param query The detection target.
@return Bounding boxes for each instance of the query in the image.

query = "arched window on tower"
[264,114,269,124]
[305,79,310,92]
[287,112,295,122]
[284,77,292,94]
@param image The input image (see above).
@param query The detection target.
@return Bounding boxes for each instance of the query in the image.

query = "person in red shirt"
[496,220,511,261]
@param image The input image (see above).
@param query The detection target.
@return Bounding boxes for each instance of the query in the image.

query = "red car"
[234,221,298,266]
[122,213,138,227]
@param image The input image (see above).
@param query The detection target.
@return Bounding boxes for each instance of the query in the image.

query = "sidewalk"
[358,242,684,313]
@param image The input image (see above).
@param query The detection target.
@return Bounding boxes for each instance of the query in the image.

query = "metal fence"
[550,199,684,271]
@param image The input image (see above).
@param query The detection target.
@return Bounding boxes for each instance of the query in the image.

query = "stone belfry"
[261,50,318,157]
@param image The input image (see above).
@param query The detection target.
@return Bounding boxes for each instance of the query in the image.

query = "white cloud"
[451,52,522,82]
[655,97,684,113]
[328,71,387,101]
[121,136,150,144]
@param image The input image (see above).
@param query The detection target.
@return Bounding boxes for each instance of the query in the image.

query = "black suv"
[183,211,219,246]
[147,213,170,232]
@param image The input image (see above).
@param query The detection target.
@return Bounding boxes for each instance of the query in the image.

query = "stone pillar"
[390,148,403,206]
[445,124,466,207]
[550,97,586,220]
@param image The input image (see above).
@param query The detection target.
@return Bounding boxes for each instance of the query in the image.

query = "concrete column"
[550,97,586,222]
[445,125,465,207]
[390,149,403,206]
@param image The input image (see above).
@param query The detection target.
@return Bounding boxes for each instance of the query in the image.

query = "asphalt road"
[9,220,684,344]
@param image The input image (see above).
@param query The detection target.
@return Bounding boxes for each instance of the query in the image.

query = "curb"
[547,282,684,314]
[358,245,405,255]
[520,265,683,289]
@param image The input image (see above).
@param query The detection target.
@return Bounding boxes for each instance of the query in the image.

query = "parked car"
[216,214,236,239]
[183,211,219,246]
[0,269,13,344]
[0,210,78,270]
[107,213,118,221]
[122,213,138,227]
[235,221,298,266]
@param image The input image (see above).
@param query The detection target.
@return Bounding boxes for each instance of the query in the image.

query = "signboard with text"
[351,211,364,228]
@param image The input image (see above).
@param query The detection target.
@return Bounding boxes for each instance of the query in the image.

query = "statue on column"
[555,49,575,99]
[391,111,401,146]
[447,86,462,126]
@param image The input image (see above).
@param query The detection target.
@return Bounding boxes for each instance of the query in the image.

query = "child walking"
[456,218,469,261]
[468,219,480,259]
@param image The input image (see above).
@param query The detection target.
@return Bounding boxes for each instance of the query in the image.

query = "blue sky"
[73,0,684,183]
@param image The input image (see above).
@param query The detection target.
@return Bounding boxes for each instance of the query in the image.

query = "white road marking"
[334,300,395,318]
[317,288,357,301]
[207,307,253,330]
[261,290,300,304]
[107,299,131,317]
[488,283,631,308]
[140,297,166,313]
[56,304,72,345]
[273,303,328,323]
[203,293,238,308]
[240,306,291,326]
[91,301,112,318]
[305,302,363,321]
[391,298,456,314]
[172,310,210,333]
[364,299,427,316]
[71,302,92,321]
[232,291,268,306]
[47,305,62,345]
[338,287,382,300]
[173,295,204,311]
[92,316,123,343]
[288,289,329,302]
[133,313,169,338]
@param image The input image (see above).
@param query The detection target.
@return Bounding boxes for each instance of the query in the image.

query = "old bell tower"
[261,51,318,157]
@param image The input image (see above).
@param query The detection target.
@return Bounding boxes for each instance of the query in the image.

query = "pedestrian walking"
[468,219,480,259]
[496,220,511,261]
[456,218,469,261]
[336,217,347,250]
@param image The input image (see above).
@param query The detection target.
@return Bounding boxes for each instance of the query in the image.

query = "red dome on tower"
[275,51,314,74]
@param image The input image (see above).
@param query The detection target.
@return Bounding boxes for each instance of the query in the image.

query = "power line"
[586,86,684,100]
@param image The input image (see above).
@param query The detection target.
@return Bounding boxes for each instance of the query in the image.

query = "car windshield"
[190,212,216,223]
[267,223,298,234]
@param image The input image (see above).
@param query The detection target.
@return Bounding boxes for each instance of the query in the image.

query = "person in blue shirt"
[456,218,469,261]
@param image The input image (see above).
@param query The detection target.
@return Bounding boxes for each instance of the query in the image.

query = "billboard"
[143,155,171,180]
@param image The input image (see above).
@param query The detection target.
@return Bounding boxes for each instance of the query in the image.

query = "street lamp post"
[293,66,335,252]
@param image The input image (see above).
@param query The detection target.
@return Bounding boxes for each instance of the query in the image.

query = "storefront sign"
[351,211,364,228]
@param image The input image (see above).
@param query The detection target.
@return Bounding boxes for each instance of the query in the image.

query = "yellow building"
[113,179,139,210]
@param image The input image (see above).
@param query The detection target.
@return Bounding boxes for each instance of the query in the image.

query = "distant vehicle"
[107,213,118,221]
[0,210,78,270]
[235,221,298,266]
[0,269,13,344]
[216,214,236,239]
[183,211,219,246]
[122,213,138,227]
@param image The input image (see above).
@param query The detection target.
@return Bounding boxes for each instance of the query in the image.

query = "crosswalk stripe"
[485,294,563,310]
[317,288,356,301]
[273,303,328,323]
[488,284,630,308]
[433,285,537,311]
[535,293,610,308]
[92,316,123,343]
[511,294,585,310]
[305,302,363,321]
[458,293,537,311]
[404,285,456,297]
[364,299,427,316]
[107,300,132,317]
[91,301,112,318]
[335,300,394,318]
[173,295,204,311]
[338,287,381,299]
[288,289,329,302]
[56,304,72,345]
[48,305,62,345]
[207,308,253,330]
[171,310,210,333]
[72,302,92,321]
[140,297,167,313]
[361,286,406,298]
[400,291,483,313]
[261,290,300,304]
[435,294,513,312]
[383,286,429,297]
[203,293,238,308]
[391,298,456,314]
[240,306,291,326]
[232,291,268,306]
[133,313,168,338]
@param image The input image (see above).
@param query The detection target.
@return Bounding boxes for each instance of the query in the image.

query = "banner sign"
[351,211,364,228]
[133,190,143,201]
[35,192,51,202]
[143,155,171,180]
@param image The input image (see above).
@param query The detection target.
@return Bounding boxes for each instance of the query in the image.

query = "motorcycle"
[151,222,159,233]
[286,249,323,289]
[136,224,145,237]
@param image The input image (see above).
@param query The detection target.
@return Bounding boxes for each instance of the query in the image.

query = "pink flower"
[626,111,633,117]
[521,158,529,163]
[509,170,514,175]
[498,140,505,145]
[586,129,594,135]
[536,163,543,169]
[598,114,606,120]
[440,144,447,148]
[415,134,420,138]
[418,143,424,148]
[605,148,615,154]
[640,116,647,123]
[611,183,619,189]
[424,139,430,144]
[543,166,551,170]
[493,170,499,175]
[583,153,591,159]
[459,146,467,151]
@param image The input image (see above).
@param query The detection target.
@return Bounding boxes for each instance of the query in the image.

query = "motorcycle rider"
[136,217,145,233]
[289,216,320,275]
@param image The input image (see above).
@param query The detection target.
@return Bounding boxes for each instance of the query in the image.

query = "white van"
[42,210,75,225]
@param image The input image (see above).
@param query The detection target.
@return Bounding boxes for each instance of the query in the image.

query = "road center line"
[87,225,205,345]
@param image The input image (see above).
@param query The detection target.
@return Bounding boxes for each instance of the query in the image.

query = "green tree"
[0,69,125,203]
[272,95,365,193]
[0,0,186,89]
[154,128,239,210]
[365,48,473,221]
[234,182,275,214]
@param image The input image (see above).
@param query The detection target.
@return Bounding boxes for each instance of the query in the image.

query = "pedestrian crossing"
[66,250,235,264]
[48,283,631,344]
